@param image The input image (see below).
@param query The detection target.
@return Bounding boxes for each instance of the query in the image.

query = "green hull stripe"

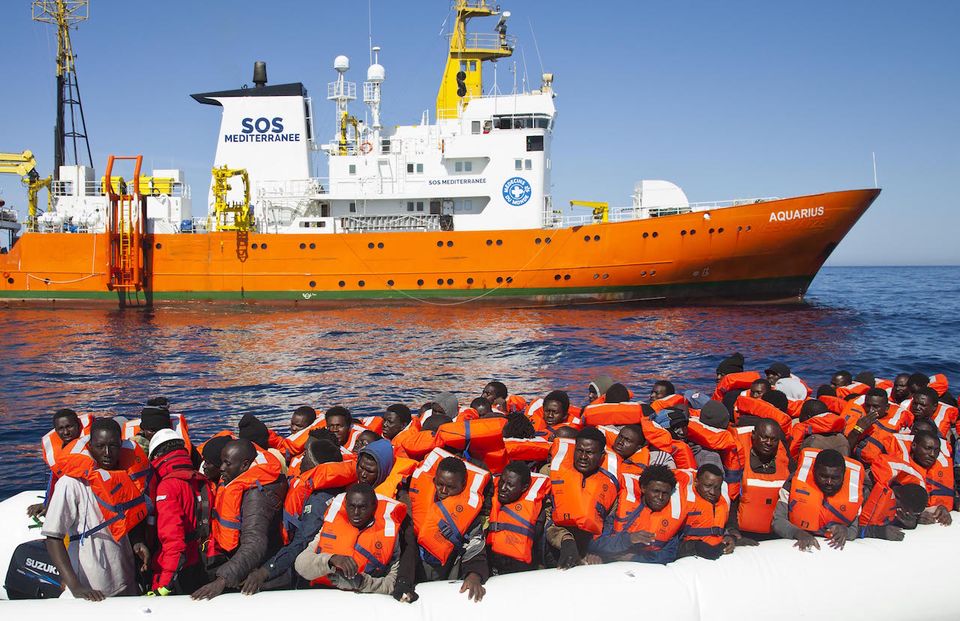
[0,275,812,304]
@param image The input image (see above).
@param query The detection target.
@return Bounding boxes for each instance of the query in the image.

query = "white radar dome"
[367,63,385,82]
[334,55,350,72]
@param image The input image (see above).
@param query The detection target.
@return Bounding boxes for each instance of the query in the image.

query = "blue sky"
[1,0,958,265]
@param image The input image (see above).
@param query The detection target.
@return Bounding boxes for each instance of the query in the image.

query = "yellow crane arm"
[569,200,609,223]
[0,149,51,230]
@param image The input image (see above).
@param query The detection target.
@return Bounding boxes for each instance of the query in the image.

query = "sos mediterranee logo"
[502,177,532,206]
[224,117,302,143]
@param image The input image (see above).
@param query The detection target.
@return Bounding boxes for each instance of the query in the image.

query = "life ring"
[360,141,373,154]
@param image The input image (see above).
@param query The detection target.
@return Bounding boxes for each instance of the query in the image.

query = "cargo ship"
[0,1,879,306]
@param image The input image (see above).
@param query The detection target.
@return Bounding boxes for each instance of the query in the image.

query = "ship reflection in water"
[1,266,959,499]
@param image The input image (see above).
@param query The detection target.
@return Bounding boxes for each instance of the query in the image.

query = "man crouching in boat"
[41,417,150,600]
[294,483,406,595]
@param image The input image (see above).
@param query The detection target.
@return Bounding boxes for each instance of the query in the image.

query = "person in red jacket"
[147,429,212,595]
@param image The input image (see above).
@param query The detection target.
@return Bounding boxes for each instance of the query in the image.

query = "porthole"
[690,229,696,235]
[593,235,600,241]
[252,243,259,250]
[652,232,659,238]
[496,276,504,284]
[6,277,13,284]
[387,279,395,286]
[505,277,513,284]
[299,243,306,249]
[155,242,162,250]
[309,242,316,249]
[535,238,542,244]
[708,228,715,234]
[642,232,649,239]
[446,240,453,247]
[718,228,724,234]
[563,274,571,280]
[602,273,609,279]
[338,281,345,287]
[358,280,365,287]
[746,226,752,232]
[650,270,657,276]
[437,278,444,285]
[467,278,474,285]
[496,239,503,246]
[681,230,687,236]
[545,237,552,244]
[584,235,591,242]
[417,279,424,286]
[377,242,384,249]
[554,274,561,281]
[446,278,454,285]
[368,242,374,249]
[436,241,443,248]
[593,274,600,280]
[486,239,493,246]
[309,281,316,288]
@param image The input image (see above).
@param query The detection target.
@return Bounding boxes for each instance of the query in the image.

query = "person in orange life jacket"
[588,464,685,564]
[482,381,509,405]
[200,433,232,486]
[788,399,846,462]
[726,419,788,545]
[539,390,578,438]
[772,449,861,552]
[585,374,616,408]
[831,370,855,390]
[192,439,288,600]
[650,380,675,403]
[613,424,673,470]
[353,430,382,453]
[716,352,746,383]
[289,406,317,434]
[909,387,958,439]
[491,396,508,415]
[411,456,489,603]
[433,392,460,419]
[239,413,288,475]
[324,406,354,447]
[906,430,954,526]
[145,429,211,596]
[241,438,347,595]
[137,404,203,470]
[487,461,549,575]
[683,400,727,473]
[678,464,736,560]
[382,404,414,441]
[889,373,912,404]
[846,388,902,458]
[470,396,494,418]
[294,483,404,595]
[765,363,809,402]
[42,417,150,601]
[860,483,928,541]
[546,427,619,569]
[28,408,85,518]
[907,372,932,397]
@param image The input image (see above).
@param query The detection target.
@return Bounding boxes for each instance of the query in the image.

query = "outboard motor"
[4,539,62,599]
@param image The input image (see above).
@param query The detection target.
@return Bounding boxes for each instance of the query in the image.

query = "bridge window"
[525,159,532,170]
[515,159,523,171]
[349,202,357,213]
[527,135,544,152]
[493,114,552,130]
[407,163,424,174]
[472,121,481,134]
[348,164,356,175]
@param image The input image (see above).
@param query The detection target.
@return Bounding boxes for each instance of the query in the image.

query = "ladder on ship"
[104,155,146,293]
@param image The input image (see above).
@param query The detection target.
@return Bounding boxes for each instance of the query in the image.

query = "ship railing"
[451,32,517,52]
[0,207,19,223]
[257,178,329,199]
[339,214,441,233]
[555,197,780,227]
[50,180,189,198]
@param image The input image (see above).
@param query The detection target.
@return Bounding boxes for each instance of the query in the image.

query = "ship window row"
[406,163,424,174]
[406,201,425,212]
[492,114,552,130]
[454,160,473,173]
[515,159,533,171]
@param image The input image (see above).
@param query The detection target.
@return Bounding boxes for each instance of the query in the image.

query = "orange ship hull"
[0,189,879,306]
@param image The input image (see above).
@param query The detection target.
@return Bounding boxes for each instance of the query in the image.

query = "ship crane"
[0,150,51,231]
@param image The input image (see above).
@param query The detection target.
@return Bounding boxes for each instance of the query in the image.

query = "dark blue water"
[2,266,958,500]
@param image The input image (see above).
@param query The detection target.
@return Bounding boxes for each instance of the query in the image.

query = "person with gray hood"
[585,374,615,408]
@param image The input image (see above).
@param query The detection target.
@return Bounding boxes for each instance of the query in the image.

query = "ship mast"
[32,0,92,178]
[435,0,514,120]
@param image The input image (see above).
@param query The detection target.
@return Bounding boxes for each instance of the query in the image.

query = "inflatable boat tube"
[0,490,956,619]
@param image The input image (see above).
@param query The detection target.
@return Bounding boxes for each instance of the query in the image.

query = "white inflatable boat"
[0,490,955,619]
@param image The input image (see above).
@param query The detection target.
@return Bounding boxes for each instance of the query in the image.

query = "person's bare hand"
[329,554,358,578]
[794,531,819,552]
[825,524,848,550]
[460,572,485,602]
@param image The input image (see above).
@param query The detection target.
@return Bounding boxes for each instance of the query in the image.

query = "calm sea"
[1,265,958,500]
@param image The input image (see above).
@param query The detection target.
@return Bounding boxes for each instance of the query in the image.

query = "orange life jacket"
[734,394,793,436]
[676,469,729,545]
[409,448,490,566]
[376,457,418,499]
[434,417,508,459]
[651,393,686,412]
[41,414,93,469]
[49,443,147,542]
[211,448,283,553]
[929,373,949,397]
[889,434,954,510]
[505,395,528,414]
[787,448,863,535]
[548,438,620,535]
[525,398,584,439]
[311,492,406,586]
[686,419,743,498]
[836,382,871,399]
[51,433,152,492]
[613,472,685,551]
[581,402,646,426]
[860,452,925,527]
[282,460,358,540]
[788,412,846,463]
[484,437,553,474]
[712,371,763,402]
[901,399,960,439]
[393,428,439,461]
[486,473,550,564]
[818,395,848,415]
[123,414,192,453]
[736,429,790,534]
[354,416,384,435]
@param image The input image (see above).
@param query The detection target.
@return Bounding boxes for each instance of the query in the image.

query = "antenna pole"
[872,152,878,188]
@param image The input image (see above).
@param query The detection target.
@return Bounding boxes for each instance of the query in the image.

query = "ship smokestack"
[253,61,268,88]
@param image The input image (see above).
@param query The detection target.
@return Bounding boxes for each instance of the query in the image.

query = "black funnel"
[253,61,268,88]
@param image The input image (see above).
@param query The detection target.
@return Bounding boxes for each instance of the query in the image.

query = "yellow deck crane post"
[211,165,253,261]
[0,150,52,231]
[569,200,609,223]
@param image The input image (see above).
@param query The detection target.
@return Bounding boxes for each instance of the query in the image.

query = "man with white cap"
[146,428,212,595]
